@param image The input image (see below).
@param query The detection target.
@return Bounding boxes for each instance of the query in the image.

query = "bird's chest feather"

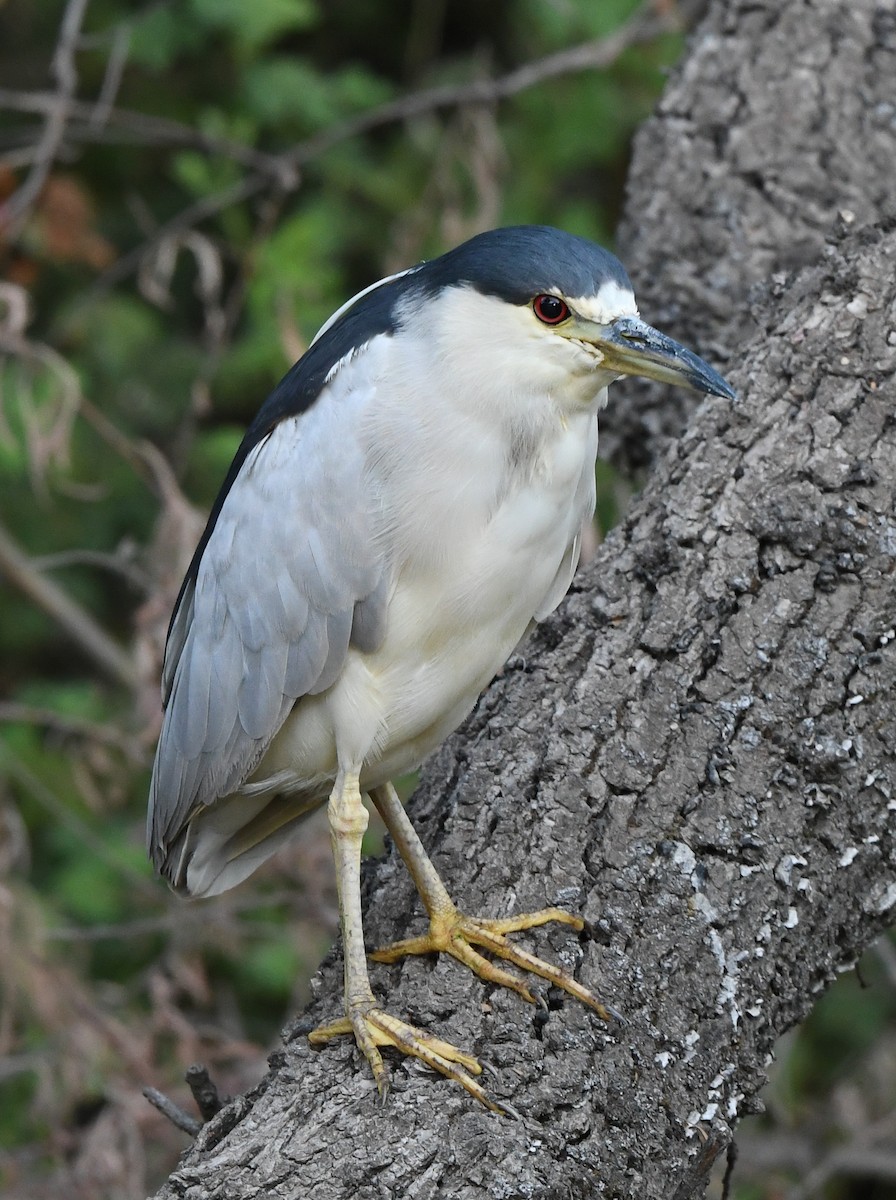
[358,401,598,745]
[385,400,591,596]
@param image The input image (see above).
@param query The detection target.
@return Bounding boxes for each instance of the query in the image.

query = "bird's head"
[402,226,736,410]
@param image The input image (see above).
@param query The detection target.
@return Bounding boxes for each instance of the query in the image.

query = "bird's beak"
[563,314,736,400]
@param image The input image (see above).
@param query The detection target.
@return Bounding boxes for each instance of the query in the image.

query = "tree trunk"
[606,0,896,471]
[152,2,896,1196]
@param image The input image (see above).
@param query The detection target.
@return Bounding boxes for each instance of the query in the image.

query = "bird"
[148,225,735,1113]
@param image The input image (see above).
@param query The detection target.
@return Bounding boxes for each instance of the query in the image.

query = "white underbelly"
[253,411,597,796]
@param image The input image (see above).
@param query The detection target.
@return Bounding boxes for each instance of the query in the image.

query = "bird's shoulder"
[163,268,415,677]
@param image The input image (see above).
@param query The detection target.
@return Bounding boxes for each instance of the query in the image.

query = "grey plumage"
[149,374,388,885]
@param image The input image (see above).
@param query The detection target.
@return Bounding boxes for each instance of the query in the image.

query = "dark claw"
[530,986,549,1011]
[497,1099,524,1122]
[579,917,612,946]
[479,1058,501,1081]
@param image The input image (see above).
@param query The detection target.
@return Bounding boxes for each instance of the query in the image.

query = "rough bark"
[605,0,896,470]
[152,3,896,1197]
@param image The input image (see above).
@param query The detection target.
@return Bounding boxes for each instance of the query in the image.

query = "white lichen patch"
[671,840,697,875]
[774,853,808,886]
[846,292,873,318]
[682,1029,701,1064]
[866,881,896,916]
[708,929,747,1027]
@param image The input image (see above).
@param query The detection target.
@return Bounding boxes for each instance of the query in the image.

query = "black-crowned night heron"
[148,225,734,1112]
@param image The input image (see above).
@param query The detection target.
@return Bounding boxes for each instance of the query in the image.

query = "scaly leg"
[307,769,502,1111]
[369,782,610,1020]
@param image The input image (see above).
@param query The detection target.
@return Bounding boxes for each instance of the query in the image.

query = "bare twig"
[288,4,682,163]
[1,2,676,186]
[0,521,137,689]
[189,180,293,420]
[143,1087,202,1137]
[43,885,322,941]
[186,1064,229,1122]
[0,315,82,489]
[96,173,277,290]
[29,547,152,593]
[45,914,186,942]
[89,20,132,130]
[0,91,296,180]
[0,701,146,758]
[814,1146,896,1186]
[1,0,90,237]
[732,1102,896,1197]
[784,1109,896,1200]
[871,932,896,989]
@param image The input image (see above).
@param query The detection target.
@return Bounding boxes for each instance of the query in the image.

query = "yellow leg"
[369,782,610,1021]
[307,770,503,1113]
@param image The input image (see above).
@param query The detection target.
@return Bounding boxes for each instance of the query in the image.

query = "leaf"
[243,58,391,129]
[189,0,319,50]
[130,4,208,70]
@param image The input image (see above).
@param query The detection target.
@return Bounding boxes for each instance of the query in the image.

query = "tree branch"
[0,89,293,179]
[605,0,896,471]
[0,521,137,689]
[283,0,701,164]
[0,701,145,756]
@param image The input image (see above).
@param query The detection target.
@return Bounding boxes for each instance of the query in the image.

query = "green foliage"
[190,0,319,51]
[243,58,392,131]
[130,5,208,71]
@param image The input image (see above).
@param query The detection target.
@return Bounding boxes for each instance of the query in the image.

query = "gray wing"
[147,367,388,874]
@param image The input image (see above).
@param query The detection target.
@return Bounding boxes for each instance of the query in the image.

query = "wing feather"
[148,352,389,875]
[283,615,328,698]
[310,610,353,696]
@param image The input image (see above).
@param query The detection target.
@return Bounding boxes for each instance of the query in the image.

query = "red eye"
[533,294,570,325]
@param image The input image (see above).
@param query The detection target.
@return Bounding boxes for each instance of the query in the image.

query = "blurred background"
[0,2,893,1197]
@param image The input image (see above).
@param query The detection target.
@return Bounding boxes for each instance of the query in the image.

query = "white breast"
[257,382,599,792]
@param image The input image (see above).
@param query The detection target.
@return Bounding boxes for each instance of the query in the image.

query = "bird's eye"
[532,294,570,325]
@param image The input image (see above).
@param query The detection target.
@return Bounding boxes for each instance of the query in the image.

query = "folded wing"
[147,359,389,883]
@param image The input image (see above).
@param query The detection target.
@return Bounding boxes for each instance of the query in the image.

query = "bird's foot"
[371,905,611,1020]
[308,999,505,1113]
